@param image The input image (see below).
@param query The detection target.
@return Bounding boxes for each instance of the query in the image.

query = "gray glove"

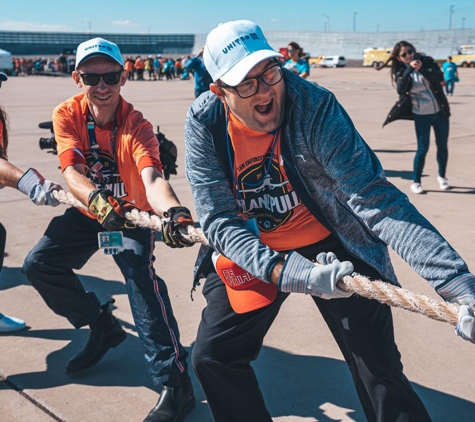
[278,251,354,299]
[451,295,475,344]
[17,168,62,206]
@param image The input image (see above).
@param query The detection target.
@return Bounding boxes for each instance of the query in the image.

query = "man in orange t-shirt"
[22,39,195,422]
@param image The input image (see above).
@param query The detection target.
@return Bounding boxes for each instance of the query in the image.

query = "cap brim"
[225,280,277,314]
[77,52,123,67]
[220,50,283,86]
[0,72,7,82]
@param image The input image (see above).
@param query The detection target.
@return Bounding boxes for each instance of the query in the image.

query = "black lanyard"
[86,111,117,188]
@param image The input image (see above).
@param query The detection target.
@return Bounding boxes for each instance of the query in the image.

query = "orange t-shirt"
[124,61,134,72]
[54,93,162,218]
[134,58,144,69]
[228,110,330,251]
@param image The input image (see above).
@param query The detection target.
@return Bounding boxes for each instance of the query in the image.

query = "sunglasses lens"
[81,74,100,86]
[103,72,121,85]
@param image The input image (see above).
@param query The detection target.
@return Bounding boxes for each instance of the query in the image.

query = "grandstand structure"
[0,31,194,56]
[1,28,475,60]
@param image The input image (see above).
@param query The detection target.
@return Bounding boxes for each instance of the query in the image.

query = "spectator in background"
[175,57,183,78]
[58,53,68,73]
[378,41,450,195]
[284,41,310,79]
[124,56,134,80]
[134,55,144,81]
[153,55,161,80]
[442,56,458,96]
[183,47,213,98]
[145,55,156,81]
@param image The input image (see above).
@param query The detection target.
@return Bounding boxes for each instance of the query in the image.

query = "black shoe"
[66,299,127,374]
[144,371,195,422]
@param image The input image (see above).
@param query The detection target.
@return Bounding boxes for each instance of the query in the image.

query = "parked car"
[317,56,346,68]
[308,55,324,67]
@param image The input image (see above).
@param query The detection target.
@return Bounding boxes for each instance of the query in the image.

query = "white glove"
[452,295,475,344]
[17,168,62,206]
[278,251,354,299]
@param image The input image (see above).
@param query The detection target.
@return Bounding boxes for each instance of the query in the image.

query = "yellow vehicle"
[308,55,324,67]
[363,48,392,67]
[452,45,475,67]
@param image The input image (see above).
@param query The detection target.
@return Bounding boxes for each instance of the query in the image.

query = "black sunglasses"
[217,64,283,99]
[78,70,123,86]
[400,49,414,59]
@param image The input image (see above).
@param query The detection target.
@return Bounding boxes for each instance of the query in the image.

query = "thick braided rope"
[52,189,460,325]
[52,190,207,245]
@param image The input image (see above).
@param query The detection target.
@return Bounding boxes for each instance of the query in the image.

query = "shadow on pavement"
[0,267,128,298]
[2,268,474,420]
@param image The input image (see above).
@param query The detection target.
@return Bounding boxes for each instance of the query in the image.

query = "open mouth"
[255,99,274,115]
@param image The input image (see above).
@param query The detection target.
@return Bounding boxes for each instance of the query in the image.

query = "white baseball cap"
[203,20,283,86]
[76,37,124,67]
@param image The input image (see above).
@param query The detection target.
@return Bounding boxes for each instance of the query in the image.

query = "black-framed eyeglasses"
[217,64,283,99]
[287,48,295,53]
[400,49,414,59]
[78,70,123,86]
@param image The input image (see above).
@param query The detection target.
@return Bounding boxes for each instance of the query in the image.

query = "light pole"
[84,18,91,35]
[353,12,357,32]
[322,14,330,32]
[376,24,380,33]
[449,5,455,30]
[462,17,466,29]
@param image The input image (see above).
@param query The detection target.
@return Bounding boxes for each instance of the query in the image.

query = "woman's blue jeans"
[413,112,449,184]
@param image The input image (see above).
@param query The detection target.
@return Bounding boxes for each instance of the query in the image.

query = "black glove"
[161,206,195,248]
[88,189,137,231]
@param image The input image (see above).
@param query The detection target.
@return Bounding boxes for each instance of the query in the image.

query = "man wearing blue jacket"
[184,20,475,422]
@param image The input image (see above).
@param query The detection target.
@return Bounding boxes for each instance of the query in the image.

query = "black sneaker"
[143,371,195,422]
[66,299,127,374]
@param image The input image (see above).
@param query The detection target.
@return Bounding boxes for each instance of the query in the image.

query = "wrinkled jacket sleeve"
[184,106,283,283]
[308,90,472,293]
[396,64,414,96]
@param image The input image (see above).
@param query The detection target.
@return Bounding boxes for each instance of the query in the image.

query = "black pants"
[22,208,187,385]
[192,236,431,422]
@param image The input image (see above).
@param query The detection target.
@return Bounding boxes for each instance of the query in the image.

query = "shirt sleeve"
[129,117,162,174]
[53,105,87,171]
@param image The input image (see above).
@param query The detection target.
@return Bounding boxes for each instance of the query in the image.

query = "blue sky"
[0,0,473,34]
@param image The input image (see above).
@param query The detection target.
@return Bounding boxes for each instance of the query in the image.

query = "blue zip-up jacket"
[184,69,473,298]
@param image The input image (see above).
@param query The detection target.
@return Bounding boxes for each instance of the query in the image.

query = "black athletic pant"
[22,207,187,385]
[192,235,431,422]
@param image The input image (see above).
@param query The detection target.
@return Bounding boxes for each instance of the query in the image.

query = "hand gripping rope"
[52,189,460,326]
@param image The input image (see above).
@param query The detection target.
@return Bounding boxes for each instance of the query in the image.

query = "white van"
[317,55,346,68]
[0,49,13,74]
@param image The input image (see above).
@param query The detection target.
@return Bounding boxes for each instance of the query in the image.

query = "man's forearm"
[62,165,97,206]
[0,159,25,188]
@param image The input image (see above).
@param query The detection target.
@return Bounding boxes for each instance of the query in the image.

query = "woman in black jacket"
[378,41,450,194]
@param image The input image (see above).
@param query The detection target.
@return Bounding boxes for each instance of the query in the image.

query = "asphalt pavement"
[1,68,474,421]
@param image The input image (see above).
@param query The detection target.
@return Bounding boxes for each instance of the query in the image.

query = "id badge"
[243,218,260,238]
[98,231,123,249]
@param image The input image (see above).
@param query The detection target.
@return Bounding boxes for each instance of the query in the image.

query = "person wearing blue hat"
[21,39,196,422]
[0,71,63,332]
[184,20,475,422]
